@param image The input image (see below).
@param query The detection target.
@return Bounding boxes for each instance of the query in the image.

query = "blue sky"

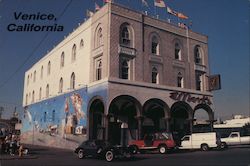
[0,0,249,119]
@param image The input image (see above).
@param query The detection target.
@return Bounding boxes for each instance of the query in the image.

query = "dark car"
[74,140,134,162]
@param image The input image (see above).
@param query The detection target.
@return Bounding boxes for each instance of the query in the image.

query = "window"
[59,77,63,93]
[25,94,28,105]
[175,43,181,60]
[47,61,51,75]
[177,72,184,88]
[70,73,76,89]
[195,72,202,91]
[194,45,202,64]
[121,60,129,79]
[152,67,158,84]
[41,66,43,79]
[39,87,42,100]
[96,28,103,47]
[151,36,159,55]
[80,39,84,48]
[33,71,36,82]
[61,52,65,68]
[32,91,35,103]
[96,61,102,81]
[46,84,49,98]
[120,26,131,46]
[27,75,29,86]
[72,44,76,62]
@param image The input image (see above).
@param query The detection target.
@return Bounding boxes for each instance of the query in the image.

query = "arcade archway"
[88,98,105,140]
[193,104,214,133]
[108,95,142,145]
[142,99,170,136]
[170,101,193,140]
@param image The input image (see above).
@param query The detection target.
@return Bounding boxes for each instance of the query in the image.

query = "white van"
[179,132,221,151]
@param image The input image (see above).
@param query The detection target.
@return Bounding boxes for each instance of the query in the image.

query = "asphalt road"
[1,145,250,166]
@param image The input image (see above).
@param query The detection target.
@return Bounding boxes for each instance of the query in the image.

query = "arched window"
[61,52,65,68]
[121,60,129,79]
[96,28,103,47]
[152,67,159,84]
[194,45,203,64]
[70,73,76,89]
[32,90,35,103]
[41,66,43,79]
[151,36,159,55]
[46,84,49,98]
[120,24,133,47]
[25,94,28,105]
[96,61,102,81]
[59,77,63,93]
[33,71,36,82]
[72,44,76,62]
[177,72,184,88]
[175,43,181,60]
[80,39,84,48]
[47,61,51,75]
[195,71,203,91]
[39,87,42,100]
[27,75,29,86]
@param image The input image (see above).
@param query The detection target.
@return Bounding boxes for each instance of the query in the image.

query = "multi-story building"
[22,3,215,149]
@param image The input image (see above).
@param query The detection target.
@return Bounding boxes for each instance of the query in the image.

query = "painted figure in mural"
[70,93,85,123]
[23,109,32,125]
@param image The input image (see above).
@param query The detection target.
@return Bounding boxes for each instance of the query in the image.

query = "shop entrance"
[108,95,141,145]
[89,98,105,140]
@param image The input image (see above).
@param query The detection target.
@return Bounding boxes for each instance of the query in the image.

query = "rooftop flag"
[142,0,149,7]
[154,0,166,8]
[177,12,189,19]
[104,0,112,3]
[167,6,177,16]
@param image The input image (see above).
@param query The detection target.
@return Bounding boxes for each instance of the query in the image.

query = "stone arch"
[108,95,142,145]
[88,96,105,140]
[192,104,214,132]
[170,101,193,141]
[142,98,170,135]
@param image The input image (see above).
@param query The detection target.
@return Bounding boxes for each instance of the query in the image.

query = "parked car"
[179,132,221,151]
[128,132,176,154]
[220,132,250,148]
[74,140,134,162]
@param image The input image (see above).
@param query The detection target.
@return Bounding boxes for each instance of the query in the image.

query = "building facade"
[22,3,214,149]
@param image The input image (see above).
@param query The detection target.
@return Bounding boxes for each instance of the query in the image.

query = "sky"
[0,0,249,120]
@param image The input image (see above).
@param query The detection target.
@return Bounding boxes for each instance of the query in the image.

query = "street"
[1,145,250,166]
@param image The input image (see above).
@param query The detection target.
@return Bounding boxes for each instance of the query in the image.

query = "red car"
[129,132,176,154]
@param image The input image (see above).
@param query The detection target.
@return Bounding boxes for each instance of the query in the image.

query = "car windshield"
[162,133,173,140]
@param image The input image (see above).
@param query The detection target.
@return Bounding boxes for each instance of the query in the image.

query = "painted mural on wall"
[21,88,88,149]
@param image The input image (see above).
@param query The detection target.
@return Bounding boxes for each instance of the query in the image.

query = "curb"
[0,155,38,160]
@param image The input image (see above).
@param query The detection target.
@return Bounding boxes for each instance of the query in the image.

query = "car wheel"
[220,142,227,149]
[159,145,167,154]
[105,150,114,162]
[130,145,138,154]
[78,149,85,159]
[201,144,209,151]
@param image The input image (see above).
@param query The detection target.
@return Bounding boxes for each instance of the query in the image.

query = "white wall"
[23,18,92,106]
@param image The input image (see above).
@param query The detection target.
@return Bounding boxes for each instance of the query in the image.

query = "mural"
[21,88,88,149]
[21,83,108,149]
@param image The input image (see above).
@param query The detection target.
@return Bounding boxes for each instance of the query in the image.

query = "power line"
[0,0,73,90]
